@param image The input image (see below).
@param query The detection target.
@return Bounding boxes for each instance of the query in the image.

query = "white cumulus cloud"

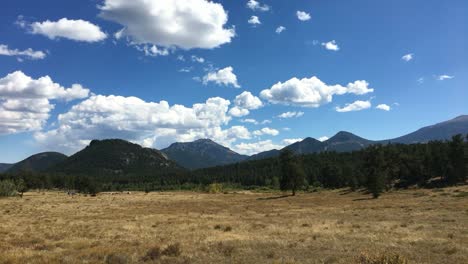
[401,53,414,62]
[296,11,311,21]
[230,93,263,115]
[260,76,374,108]
[282,138,303,145]
[203,66,240,88]
[248,16,261,25]
[322,40,339,51]
[376,104,391,111]
[336,100,371,113]
[246,0,270,12]
[276,26,286,34]
[34,94,256,153]
[234,140,283,155]
[0,71,89,135]
[99,0,235,50]
[0,44,46,60]
[30,18,107,42]
[253,127,279,136]
[318,136,329,142]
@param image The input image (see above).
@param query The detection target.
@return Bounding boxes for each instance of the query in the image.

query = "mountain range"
[2,115,467,174]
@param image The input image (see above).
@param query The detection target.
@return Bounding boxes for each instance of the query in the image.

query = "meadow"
[1,187,467,264]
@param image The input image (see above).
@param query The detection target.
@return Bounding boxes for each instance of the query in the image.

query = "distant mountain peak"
[161,139,247,169]
[328,131,364,142]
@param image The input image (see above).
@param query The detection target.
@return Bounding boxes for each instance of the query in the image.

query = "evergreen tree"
[364,146,386,198]
[447,135,465,184]
[279,149,305,196]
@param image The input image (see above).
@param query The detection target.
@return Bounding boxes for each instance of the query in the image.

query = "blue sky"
[1,0,467,162]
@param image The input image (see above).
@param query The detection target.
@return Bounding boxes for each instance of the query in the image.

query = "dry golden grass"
[0,186,467,264]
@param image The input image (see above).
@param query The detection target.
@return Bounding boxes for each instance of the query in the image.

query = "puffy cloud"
[276,26,286,34]
[229,106,250,117]
[282,138,303,145]
[233,91,263,110]
[34,94,255,153]
[30,18,107,42]
[0,71,89,135]
[336,100,371,113]
[229,91,263,117]
[278,111,304,119]
[401,53,413,62]
[296,11,311,21]
[99,0,235,50]
[246,0,270,12]
[203,66,240,88]
[322,40,339,51]
[318,136,329,142]
[376,104,391,111]
[260,76,374,108]
[0,44,46,60]
[234,140,283,155]
[191,55,205,63]
[248,16,261,25]
[437,75,454,81]
[253,127,279,136]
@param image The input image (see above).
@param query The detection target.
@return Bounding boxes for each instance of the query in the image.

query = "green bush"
[206,183,223,193]
[0,180,18,197]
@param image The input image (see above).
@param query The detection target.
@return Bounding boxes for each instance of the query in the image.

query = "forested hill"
[7,152,68,173]
[189,135,468,190]
[49,139,184,177]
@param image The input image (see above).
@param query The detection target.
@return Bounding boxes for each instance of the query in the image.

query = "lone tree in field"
[364,146,386,198]
[279,149,305,196]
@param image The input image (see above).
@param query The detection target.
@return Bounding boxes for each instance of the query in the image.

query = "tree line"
[1,135,467,197]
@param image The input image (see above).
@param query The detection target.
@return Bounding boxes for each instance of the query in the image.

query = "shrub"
[357,252,408,264]
[206,183,223,194]
[142,246,161,261]
[162,243,181,257]
[105,253,129,264]
[0,180,17,197]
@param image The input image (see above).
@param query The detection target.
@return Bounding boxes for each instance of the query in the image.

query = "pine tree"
[279,149,305,196]
[364,146,386,198]
[447,134,465,185]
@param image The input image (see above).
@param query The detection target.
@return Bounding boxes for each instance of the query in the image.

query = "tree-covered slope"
[50,139,184,177]
[7,152,68,173]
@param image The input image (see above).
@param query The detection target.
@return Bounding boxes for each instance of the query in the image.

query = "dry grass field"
[1,186,467,264]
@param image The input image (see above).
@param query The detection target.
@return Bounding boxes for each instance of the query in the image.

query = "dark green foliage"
[0,180,17,197]
[0,136,466,193]
[447,134,466,184]
[363,146,386,198]
[7,152,67,174]
[279,149,305,196]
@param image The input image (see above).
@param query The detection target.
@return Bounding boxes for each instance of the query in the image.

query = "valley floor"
[0,187,467,264]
